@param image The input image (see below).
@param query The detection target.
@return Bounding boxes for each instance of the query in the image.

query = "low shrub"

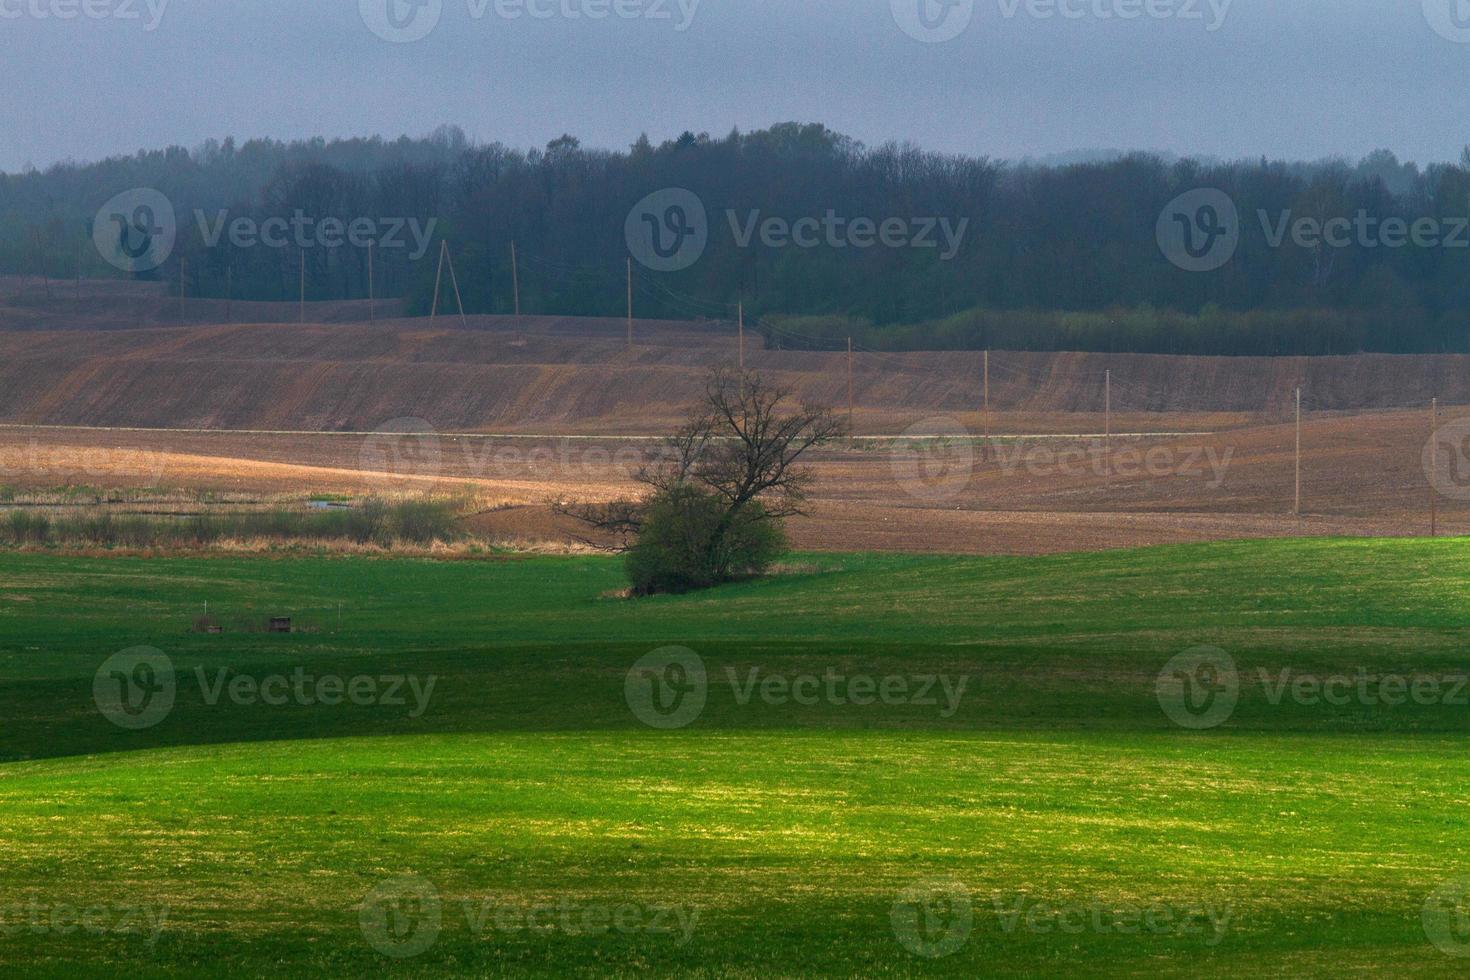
[0,498,464,550]
[625,486,785,595]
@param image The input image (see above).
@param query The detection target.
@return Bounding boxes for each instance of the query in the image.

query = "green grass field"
[2,540,1469,976]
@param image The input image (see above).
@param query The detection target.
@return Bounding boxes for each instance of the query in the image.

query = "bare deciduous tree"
[555,368,844,565]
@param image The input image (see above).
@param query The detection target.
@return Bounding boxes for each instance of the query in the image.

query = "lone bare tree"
[557,368,844,592]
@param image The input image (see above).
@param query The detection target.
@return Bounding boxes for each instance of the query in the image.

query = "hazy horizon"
[5,0,1470,173]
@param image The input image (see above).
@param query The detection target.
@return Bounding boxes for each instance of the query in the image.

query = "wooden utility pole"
[430,240,446,320]
[1431,397,1439,538]
[444,241,468,329]
[367,242,374,324]
[738,301,745,370]
[511,241,521,318]
[225,265,232,324]
[626,256,633,349]
[1294,386,1302,516]
[847,337,854,445]
[298,250,306,324]
[33,229,51,301]
[983,349,990,458]
[1104,368,1112,446]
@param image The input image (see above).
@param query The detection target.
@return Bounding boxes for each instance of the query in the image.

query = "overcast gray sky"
[1,0,1467,172]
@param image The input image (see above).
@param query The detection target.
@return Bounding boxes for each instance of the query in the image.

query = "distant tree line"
[3,123,1470,354]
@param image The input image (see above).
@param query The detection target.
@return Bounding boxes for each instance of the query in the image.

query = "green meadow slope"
[0,540,1467,976]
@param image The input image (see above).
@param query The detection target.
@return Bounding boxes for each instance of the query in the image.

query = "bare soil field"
[0,290,1467,433]
[1,408,1463,555]
[0,291,1464,554]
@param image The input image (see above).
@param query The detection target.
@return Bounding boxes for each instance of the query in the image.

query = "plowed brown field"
[1,290,1464,554]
